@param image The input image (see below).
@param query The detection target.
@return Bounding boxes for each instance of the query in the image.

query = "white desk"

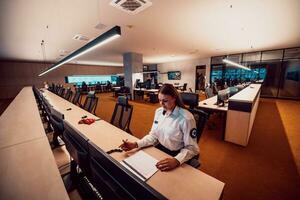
[225,84,261,146]
[42,89,225,200]
[0,87,69,200]
[198,84,261,146]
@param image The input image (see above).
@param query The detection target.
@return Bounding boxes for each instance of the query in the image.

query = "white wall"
[157,57,210,91]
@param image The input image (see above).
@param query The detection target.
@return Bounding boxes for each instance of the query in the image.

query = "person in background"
[44,81,49,89]
[120,84,199,171]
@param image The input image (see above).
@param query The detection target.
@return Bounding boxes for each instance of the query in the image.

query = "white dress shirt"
[137,106,199,164]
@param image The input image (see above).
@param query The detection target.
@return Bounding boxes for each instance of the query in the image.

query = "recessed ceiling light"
[94,22,107,30]
[72,34,89,41]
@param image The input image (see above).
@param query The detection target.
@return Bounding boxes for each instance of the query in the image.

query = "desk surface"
[0,87,45,149]
[229,84,261,103]
[198,95,228,112]
[43,89,225,200]
[0,87,69,200]
[134,88,159,92]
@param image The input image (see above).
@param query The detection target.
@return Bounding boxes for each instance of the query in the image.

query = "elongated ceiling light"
[38,26,121,76]
[223,58,251,71]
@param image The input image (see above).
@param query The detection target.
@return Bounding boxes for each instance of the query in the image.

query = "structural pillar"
[123,52,143,94]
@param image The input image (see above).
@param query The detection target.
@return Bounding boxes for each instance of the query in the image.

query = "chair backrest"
[110,96,133,134]
[58,87,65,97]
[205,86,214,98]
[64,89,73,101]
[72,91,81,105]
[82,96,98,114]
[182,83,187,91]
[63,121,90,176]
[50,107,64,133]
[188,108,209,142]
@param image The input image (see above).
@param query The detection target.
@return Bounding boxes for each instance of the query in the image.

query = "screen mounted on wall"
[167,71,181,80]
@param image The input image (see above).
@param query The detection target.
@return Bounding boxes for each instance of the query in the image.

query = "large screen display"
[65,75,118,85]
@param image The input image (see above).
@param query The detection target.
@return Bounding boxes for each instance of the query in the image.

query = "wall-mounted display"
[167,71,181,80]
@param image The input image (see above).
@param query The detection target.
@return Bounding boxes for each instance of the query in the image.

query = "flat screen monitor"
[88,141,167,200]
[217,88,230,106]
[180,92,199,108]
[167,71,181,80]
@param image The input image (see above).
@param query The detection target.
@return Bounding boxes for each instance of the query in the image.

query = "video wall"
[65,75,118,85]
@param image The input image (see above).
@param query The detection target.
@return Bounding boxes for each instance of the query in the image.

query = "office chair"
[81,94,98,115]
[110,96,133,134]
[72,91,81,105]
[204,86,214,98]
[62,121,90,192]
[179,83,187,91]
[49,107,65,148]
[187,108,209,168]
[64,89,73,102]
[41,97,53,133]
[58,87,65,97]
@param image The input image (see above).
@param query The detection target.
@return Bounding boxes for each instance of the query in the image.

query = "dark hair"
[158,84,185,108]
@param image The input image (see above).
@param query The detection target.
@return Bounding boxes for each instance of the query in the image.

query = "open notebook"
[121,150,158,182]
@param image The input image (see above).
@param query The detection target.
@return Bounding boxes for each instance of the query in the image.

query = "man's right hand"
[119,140,138,151]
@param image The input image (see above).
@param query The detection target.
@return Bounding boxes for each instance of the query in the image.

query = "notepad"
[121,150,158,182]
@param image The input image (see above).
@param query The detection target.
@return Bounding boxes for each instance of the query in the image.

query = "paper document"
[121,150,158,181]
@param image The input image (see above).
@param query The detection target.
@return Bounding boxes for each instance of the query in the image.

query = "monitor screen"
[217,88,230,106]
[167,71,181,80]
[180,92,199,108]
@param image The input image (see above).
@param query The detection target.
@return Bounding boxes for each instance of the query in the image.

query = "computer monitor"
[217,88,230,106]
[88,141,167,200]
[229,87,239,97]
[180,92,199,109]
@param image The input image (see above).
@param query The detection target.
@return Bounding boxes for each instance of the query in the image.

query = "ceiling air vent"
[110,0,152,15]
[72,34,89,41]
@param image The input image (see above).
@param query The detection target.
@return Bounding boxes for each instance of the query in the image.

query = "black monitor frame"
[180,92,199,109]
[88,141,167,200]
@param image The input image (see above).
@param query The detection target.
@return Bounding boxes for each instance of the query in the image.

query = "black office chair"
[62,121,90,192]
[110,96,133,134]
[58,87,65,97]
[49,107,65,148]
[64,89,73,102]
[41,97,53,133]
[81,92,98,115]
[72,91,81,105]
[186,108,209,169]
[204,86,214,98]
[179,83,187,91]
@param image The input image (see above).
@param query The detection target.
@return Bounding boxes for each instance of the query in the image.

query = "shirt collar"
[169,106,180,117]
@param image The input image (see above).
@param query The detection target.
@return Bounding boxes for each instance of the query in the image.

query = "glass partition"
[278,59,300,99]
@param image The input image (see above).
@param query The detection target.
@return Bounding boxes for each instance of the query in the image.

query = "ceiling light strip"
[38,26,121,76]
[222,58,251,71]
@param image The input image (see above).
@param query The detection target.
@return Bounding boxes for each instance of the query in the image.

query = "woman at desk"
[120,84,199,171]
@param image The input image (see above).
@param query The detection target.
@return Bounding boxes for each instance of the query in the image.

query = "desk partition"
[42,89,224,200]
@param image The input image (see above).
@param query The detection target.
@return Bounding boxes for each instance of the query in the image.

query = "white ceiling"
[0,0,300,66]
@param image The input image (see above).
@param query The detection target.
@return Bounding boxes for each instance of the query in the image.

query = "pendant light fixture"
[223,58,251,71]
[38,26,121,76]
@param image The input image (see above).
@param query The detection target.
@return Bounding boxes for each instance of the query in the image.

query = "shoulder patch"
[190,128,197,139]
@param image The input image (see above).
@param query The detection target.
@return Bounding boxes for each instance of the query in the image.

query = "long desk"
[0,87,69,200]
[42,89,225,200]
[198,84,261,146]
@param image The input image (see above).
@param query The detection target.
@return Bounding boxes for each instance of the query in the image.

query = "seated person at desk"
[120,84,199,171]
